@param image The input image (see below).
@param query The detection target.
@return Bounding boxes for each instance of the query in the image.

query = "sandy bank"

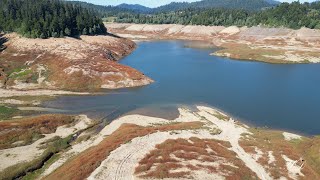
[107,23,320,64]
[0,89,89,98]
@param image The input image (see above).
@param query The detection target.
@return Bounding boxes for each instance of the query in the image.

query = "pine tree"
[0,0,107,38]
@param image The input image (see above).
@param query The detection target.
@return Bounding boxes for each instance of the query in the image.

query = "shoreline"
[106,23,320,64]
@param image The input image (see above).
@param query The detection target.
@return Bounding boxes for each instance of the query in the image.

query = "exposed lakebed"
[43,41,320,135]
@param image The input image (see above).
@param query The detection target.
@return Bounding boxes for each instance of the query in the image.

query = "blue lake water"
[43,41,320,135]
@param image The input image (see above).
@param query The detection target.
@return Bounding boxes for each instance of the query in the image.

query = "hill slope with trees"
[117,3,152,13]
[115,2,320,29]
[154,0,276,12]
[0,0,107,38]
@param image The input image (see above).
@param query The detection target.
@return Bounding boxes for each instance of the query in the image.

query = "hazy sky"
[83,0,316,8]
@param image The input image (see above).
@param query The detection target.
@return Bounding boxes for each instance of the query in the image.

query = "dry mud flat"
[0,33,152,92]
[107,23,320,64]
[20,106,317,180]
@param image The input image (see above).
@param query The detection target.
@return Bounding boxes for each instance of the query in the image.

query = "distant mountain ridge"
[117,3,152,13]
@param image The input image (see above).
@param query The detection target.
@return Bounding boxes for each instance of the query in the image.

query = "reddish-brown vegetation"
[45,121,203,180]
[240,129,320,179]
[0,33,151,91]
[0,114,75,149]
[135,137,257,179]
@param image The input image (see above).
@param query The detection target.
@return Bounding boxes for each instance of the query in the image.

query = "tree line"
[0,0,107,38]
[153,0,275,12]
[114,2,320,29]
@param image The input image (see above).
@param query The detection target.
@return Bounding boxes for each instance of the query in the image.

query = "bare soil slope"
[0,33,152,91]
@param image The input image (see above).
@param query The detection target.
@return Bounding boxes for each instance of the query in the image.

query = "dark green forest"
[115,2,320,29]
[70,1,137,18]
[1,0,320,39]
[153,0,275,12]
[0,0,107,38]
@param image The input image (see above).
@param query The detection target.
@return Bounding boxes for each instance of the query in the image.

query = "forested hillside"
[1,0,319,39]
[70,1,135,17]
[0,0,107,38]
[117,3,152,13]
[154,0,275,12]
[253,2,320,29]
[115,2,320,29]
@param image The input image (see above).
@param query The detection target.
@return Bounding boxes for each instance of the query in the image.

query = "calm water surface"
[44,41,320,135]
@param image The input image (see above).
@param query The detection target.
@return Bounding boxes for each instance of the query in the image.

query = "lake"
[43,41,320,135]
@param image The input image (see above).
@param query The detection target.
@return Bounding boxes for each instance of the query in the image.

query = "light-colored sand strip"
[0,99,25,105]
[0,89,89,98]
[17,107,70,113]
[0,115,93,171]
[0,98,41,105]
[116,33,148,39]
[283,132,302,141]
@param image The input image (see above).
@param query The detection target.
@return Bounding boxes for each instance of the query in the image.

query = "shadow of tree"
[0,34,8,52]
[106,32,121,38]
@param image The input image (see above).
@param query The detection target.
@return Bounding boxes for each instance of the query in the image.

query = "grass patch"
[103,17,117,22]
[0,135,73,180]
[8,68,32,79]
[22,154,60,180]
[0,114,75,149]
[213,111,229,121]
[8,67,27,75]
[73,134,91,144]
[0,105,18,120]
